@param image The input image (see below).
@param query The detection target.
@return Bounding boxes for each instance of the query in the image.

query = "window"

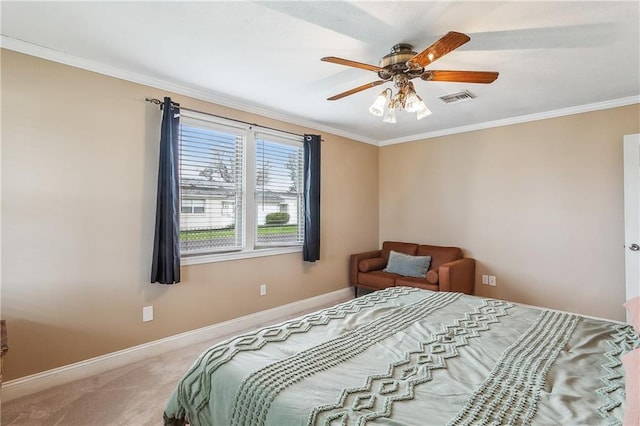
[179,110,304,259]
[181,199,205,214]
[221,201,235,217]
[255,134,304,248]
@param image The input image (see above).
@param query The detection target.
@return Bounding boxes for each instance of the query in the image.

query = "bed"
[163,287,639,425]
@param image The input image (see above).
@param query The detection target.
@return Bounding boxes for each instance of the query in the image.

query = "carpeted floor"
[2,339,213,426]
[1,301,347,426]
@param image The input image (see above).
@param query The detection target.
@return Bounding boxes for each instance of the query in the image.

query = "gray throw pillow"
[383,250,431,278]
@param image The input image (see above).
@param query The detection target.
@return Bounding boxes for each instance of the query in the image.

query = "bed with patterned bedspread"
[163,287,639,426]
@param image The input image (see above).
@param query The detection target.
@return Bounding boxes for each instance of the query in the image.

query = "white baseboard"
[1,287,353,402]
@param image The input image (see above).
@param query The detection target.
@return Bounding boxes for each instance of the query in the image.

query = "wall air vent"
[439,90,476,104]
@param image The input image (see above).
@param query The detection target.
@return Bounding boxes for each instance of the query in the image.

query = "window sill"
[181,246,302,266]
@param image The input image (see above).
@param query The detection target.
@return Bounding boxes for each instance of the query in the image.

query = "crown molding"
[379,96,640,146]
[0,36,378,146]
[2,35,636,148]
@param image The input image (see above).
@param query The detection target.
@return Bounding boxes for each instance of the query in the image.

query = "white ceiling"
[2,1,639,145]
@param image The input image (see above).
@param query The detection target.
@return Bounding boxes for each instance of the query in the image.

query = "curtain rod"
[145,97,313,139]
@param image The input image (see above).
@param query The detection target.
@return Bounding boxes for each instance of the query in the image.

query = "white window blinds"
[179,115,245,254]
[254,133,304,248]
[177,111,305,259]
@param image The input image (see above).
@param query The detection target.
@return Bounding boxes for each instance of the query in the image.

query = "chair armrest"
[349,250,383,285]
[438,257,476,294]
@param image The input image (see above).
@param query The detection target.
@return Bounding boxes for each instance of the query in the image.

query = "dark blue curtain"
[151,97,181,284]
[303,134,321,262]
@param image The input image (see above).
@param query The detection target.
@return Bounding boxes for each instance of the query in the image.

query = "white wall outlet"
[142,305,153,322]
[482,275,489,285]
[488,275,497,286]
[260,284,267,296]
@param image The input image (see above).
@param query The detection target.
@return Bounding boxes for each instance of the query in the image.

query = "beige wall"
[1,50,379,380]
[380,104,640,321]
[3,47,637,382]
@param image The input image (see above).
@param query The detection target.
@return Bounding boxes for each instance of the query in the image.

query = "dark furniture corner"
[1,320,7,387]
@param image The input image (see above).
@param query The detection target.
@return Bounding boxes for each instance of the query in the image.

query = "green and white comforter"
[164,287,639,426]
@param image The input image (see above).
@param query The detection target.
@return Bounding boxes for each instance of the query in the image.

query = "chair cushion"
[358,270,398,289]
[383,250,431,278]
[381,241,419,262]
[395,276,439,291]
[426,269,439,284]
[417,245,462,270]
[358,257,387,272]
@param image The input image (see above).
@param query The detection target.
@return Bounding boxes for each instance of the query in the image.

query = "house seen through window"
[179,110,304,257]
[181,199,205,214]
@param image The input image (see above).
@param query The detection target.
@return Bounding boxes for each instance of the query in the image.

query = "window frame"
[179,110,304,266]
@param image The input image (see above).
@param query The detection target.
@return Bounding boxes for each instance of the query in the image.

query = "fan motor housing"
[378,43,423,81]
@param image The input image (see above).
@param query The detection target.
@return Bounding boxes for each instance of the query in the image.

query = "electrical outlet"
[488,275,497,286]
[143,306,153,322]
[260,284,267,296]
[482,275,489,285]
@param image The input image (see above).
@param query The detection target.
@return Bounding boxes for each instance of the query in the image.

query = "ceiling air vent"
[439,90,475,104]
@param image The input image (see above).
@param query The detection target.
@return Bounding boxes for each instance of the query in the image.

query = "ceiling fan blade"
[321,56,384,72]
[407,31,471,68]
[421,70,499,84]
[327,80,385,100]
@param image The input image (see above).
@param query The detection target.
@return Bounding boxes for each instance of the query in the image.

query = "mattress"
[164,287,639,425]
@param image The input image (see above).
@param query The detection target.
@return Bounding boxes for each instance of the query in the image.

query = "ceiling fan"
[321,31,499,122]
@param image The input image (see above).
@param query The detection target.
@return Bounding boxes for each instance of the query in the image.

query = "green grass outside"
[180,224,297,240]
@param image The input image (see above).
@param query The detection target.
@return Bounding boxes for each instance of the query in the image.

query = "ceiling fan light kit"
[368,89,389,117]
[369,77,432,122]
[322,31,498,124]
[382,104,397,124]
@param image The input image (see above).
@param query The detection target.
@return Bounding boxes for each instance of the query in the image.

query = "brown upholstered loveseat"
[349,241,476,295]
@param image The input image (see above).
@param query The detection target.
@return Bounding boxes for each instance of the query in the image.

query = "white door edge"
[623,133,640,320]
